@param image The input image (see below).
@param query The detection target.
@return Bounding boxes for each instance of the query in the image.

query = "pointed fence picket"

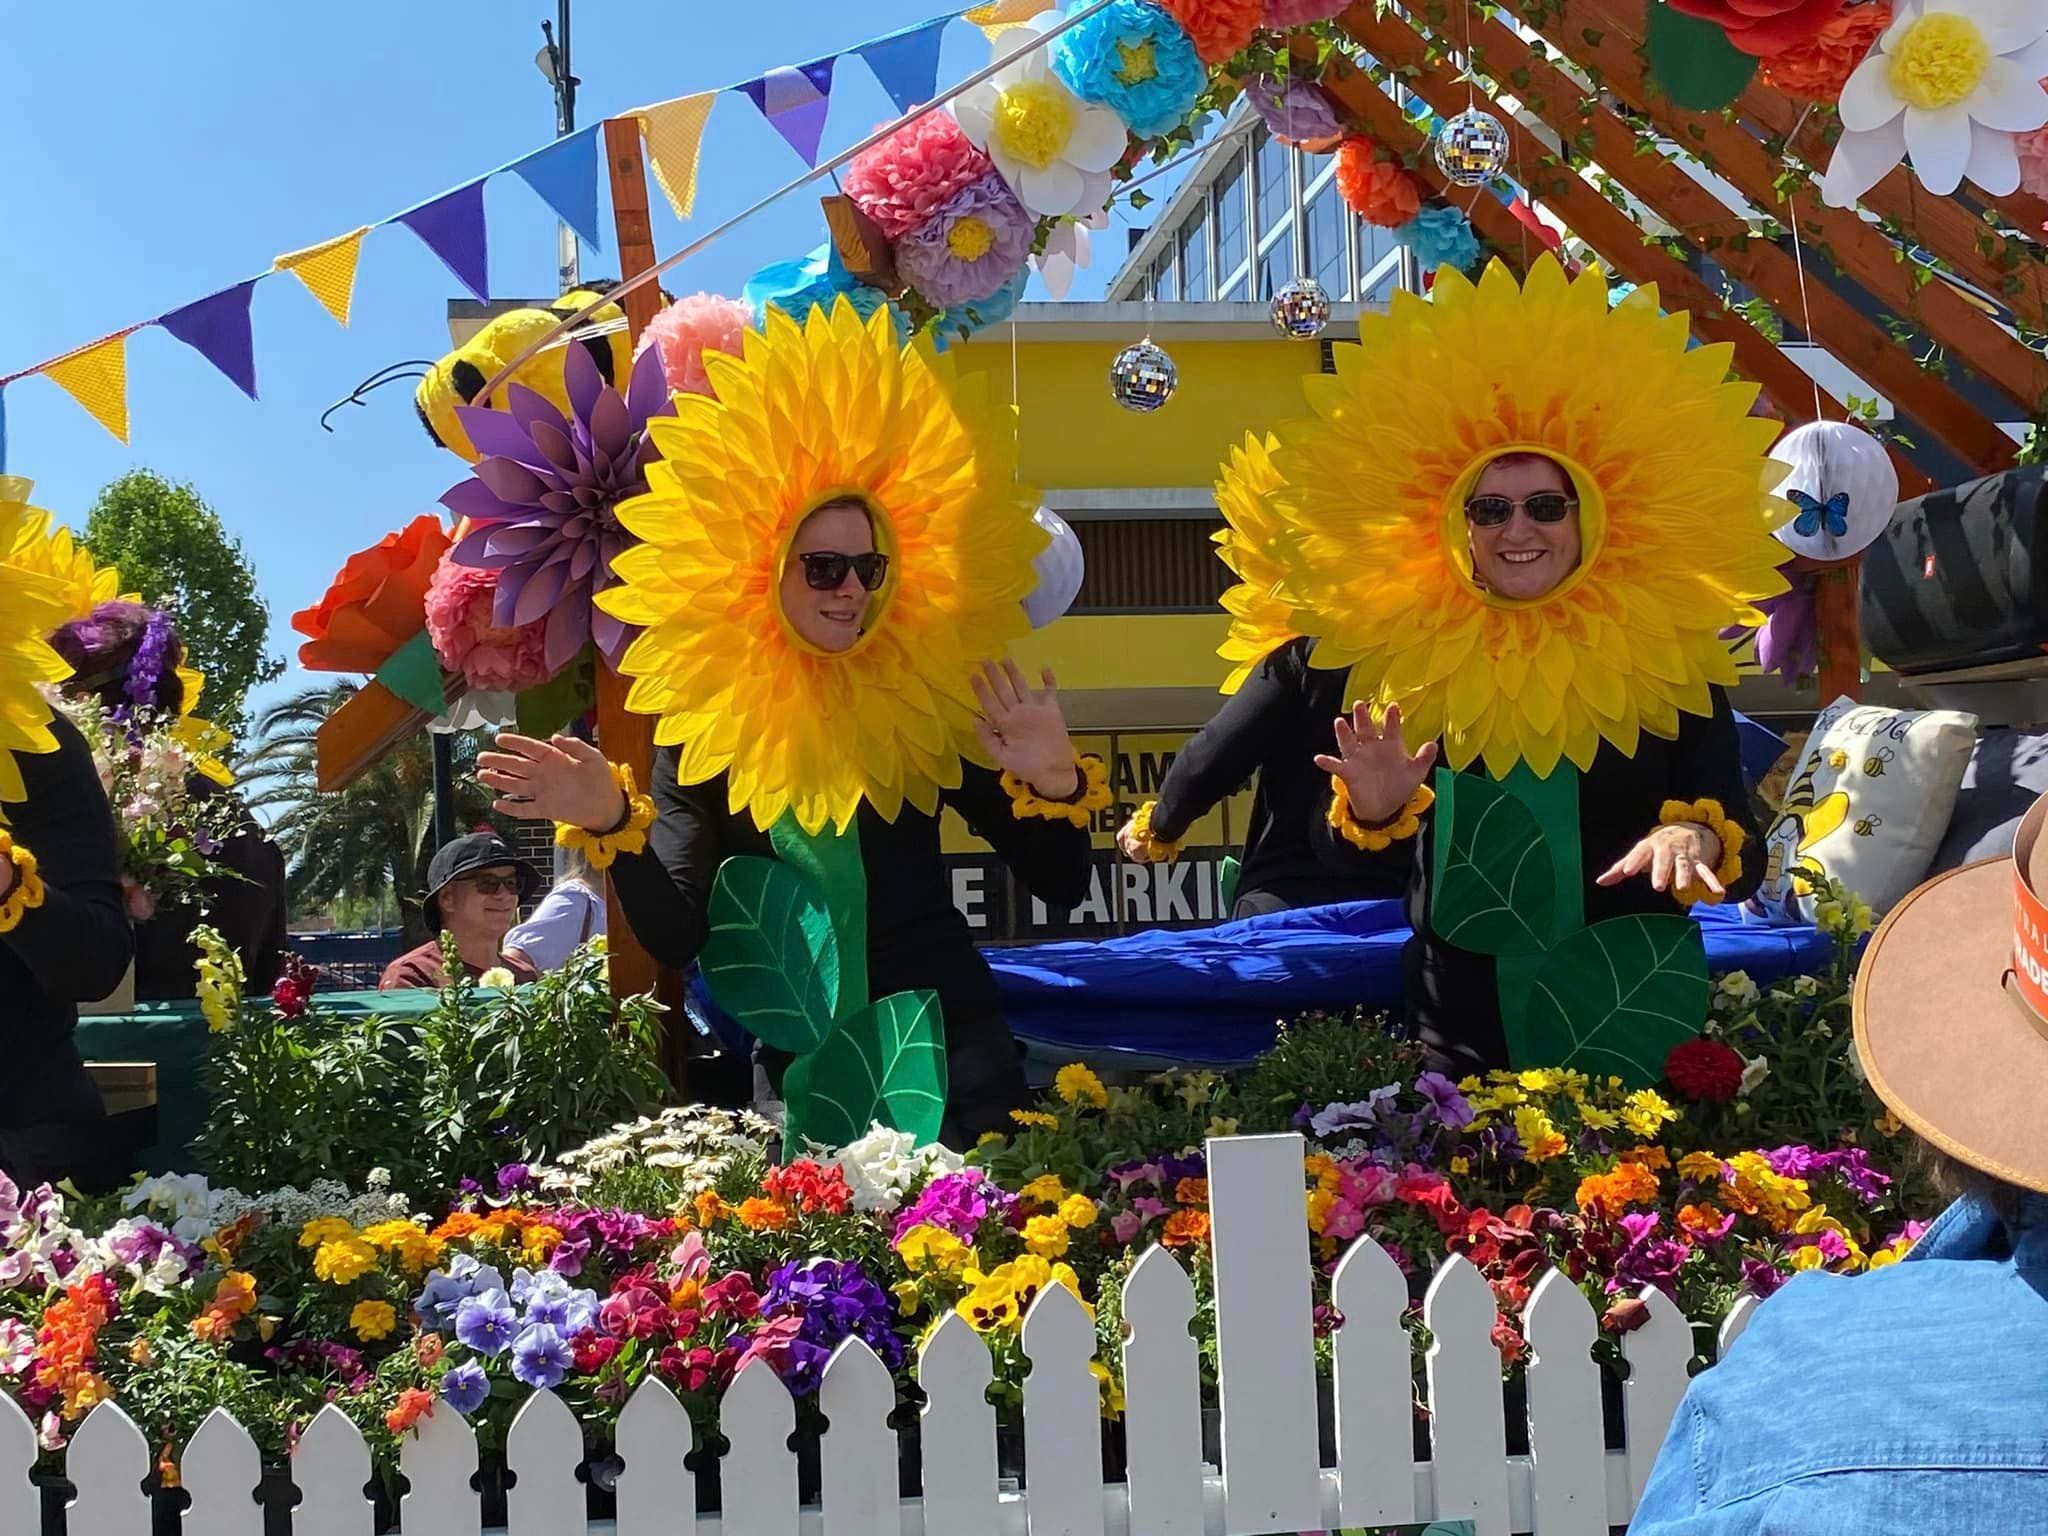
[9,1131,1740,1536]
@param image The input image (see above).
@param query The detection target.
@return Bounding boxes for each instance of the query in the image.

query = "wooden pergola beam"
[1339,3,2008,477]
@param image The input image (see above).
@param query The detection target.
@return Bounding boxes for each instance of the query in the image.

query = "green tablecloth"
[73,990,442,1175]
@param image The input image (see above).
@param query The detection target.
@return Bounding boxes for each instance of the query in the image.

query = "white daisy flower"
[953,14,1128,218]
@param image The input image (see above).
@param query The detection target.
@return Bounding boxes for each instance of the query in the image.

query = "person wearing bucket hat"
[378,832,541,990]
[1629,796,2048,1531]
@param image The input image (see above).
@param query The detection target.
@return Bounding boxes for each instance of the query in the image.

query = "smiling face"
[1466,453,1583,602]
[780,500,879,653]
[438,864,521,947]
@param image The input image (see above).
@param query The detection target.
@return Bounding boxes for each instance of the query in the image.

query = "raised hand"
[476,733,626,832]
[1597,822,1725,899]
[971,660,1080,800]
[1313,701,1438,825]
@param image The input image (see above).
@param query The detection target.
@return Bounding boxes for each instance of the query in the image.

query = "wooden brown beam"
[1339,3,2006,478]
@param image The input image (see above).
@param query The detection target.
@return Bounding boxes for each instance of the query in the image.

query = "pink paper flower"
[843,113,995,239]
[423,557,549,693]
[2020,87,2048,197]
[1261,0,1349,25]
[636,294,753,399]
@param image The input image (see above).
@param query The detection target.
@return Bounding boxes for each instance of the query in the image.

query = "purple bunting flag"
[159,281,259,399]
[737,58,838,167]
[857,18,947,115]
[398,181,490,302]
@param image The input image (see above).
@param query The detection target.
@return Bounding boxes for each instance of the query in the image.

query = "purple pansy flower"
[1414,1073,1475,1129]
[511,1323,575,1390]
[455,1289,519,1358]
[442,1360,490,1415]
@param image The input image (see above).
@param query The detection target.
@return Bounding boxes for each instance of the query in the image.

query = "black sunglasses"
[458,874,522,897]
[798,551,890,592]
[1465,492,1577,527]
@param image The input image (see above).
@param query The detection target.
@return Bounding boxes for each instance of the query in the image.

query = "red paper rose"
[1161,0,1264,65]
[1667,0,1848,57]
[292,514,451,673]
[1666,1037,1746,1101]
[1758,3,1891,101]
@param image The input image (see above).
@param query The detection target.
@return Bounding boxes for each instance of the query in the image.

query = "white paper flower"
[1822,0,2048,205]
[953,15,1128,217]
[1033,207,1107,300]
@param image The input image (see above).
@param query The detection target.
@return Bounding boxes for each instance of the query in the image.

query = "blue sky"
[0,1,1156,728]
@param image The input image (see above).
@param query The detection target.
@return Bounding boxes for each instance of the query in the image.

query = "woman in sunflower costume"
[1224,258,1788,1082]
[480,302,1106,1145]
[0,479,133,1189]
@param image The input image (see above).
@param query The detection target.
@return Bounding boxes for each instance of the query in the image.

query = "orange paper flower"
[292,513,450,672]
[1335,139,1424,228]
[1758,3,1891,101]
[1161,0,1263,64]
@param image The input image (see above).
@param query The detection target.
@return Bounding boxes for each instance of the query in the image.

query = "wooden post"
[599,116,674,1062]
[1813,558,1863,705]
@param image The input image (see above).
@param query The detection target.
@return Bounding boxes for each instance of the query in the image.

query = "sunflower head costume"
[0,479,80,936]
[1219,257,1791,1082]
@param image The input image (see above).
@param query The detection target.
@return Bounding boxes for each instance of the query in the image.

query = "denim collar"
[1911,1191,2048,1269]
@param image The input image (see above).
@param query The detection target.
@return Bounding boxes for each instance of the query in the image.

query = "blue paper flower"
[441,1361,491,1416]
[931,270,1030,350]
[1052,0,1206,140]
[1397,205,1482,276]
[742,243,905,329]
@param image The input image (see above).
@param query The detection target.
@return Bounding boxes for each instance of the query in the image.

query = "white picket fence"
[2,1134,1758,1536]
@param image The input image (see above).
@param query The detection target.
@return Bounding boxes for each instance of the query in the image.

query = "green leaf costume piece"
[700,856,840,1054]
[1429,766,1568,955]
[1644,0,1758,111]
[783,989,949,1151]
[1519,914,1710,1087]
[372,630,450,717]
[766,817,868,1017]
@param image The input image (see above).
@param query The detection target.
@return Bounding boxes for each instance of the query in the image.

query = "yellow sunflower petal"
[0,484,79,819]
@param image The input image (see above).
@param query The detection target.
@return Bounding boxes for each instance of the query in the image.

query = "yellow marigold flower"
[1054,1064,1109,1110]
[1302,1153,1336,1180]
[1512,1106,1566,1162]
[1678,1152,1726,1184]
[312,1238,378,1287]
[361,1221,443,1276]
[520,1224,565,1264]
[299,1217,356,1250]
[350,1300,398,1342]
[1306,1187,1336,1234]
[1023,1215,1071,1258]
[896,1223,973,1274]
[1621,1146,1671,1171]
[736,1197,792,1232]
[1018,1174,1068,1206]
[1059,1194,1099,1228]
[1011,1109,1059,1130]
[1621,1090,1678,1140]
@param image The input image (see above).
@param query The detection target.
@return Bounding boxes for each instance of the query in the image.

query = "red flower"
[599,1285,669,1341]
[701,1273,761,1322]
[1335,139,1424,229]
[1666,0,1846,56]
[271,977,309,1019]
[1666,1038,1745,1102]
[1490,1315,1527,1368]
[656,1344,718,1393]
[1758,3,1891,100]
[292,514,451,673]
[572,1333,621,1372]
[763,1160,853,1216]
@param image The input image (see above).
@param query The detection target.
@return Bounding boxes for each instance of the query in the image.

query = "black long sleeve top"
[609,746,1094,1040]
[1317,685,1764,1073]
[1151,638,1408,907]
[133,777,289,1001]
[1,713,134,1131]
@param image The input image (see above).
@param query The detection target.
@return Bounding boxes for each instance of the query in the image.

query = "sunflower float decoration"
[600,299,1046,836]
[0,480,80,812]
[1229,256,1790,782]
[1211,433,1302,693]
[4,491,132,621]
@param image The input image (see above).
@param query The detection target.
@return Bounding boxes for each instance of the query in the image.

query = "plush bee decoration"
[414,283,635,462]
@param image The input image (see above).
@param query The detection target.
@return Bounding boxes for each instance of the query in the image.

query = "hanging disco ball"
[1433,107,1510,188]
[1269,276,1332,339]
[1110,339,1177,413]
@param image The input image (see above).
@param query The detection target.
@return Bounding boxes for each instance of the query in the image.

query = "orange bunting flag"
[272,226,369,327]
[42,334,130,444]
[633,94,717,221]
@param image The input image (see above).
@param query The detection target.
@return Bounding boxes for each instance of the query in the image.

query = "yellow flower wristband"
[1002,754,1111,829]
[1328,777,1434,852]
[1127,800,1182,863]
[557,762,656,870]
[0,832,45,934]
[1660,797,1745,907]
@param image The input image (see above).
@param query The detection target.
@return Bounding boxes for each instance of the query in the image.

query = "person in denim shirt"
[1631,793,2048,1533]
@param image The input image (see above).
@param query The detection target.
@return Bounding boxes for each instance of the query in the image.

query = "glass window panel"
[1180,209,1210,302]
[1154,250,1178,302]
[1257,237,1288,300]
[1214,152,1247,278]
[1307,185,1346,297]
[1220,268,1248,301]
[1256,128,1291,235]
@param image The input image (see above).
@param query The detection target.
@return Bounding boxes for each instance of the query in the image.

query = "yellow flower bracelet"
[0,831,45,934]
[1126,800,1182,863]
[556,761,656,870]
[1660,797,1745,907]
[1328,777,1435,853]
[1002,754,1111,829]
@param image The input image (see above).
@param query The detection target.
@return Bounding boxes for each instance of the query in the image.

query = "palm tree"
[242,684,496,938]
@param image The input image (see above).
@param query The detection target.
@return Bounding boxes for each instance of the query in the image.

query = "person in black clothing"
[0,713,134,1189]
[1116,636,1408,916]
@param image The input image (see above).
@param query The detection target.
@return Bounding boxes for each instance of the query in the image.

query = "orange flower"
[213,1271,258,1321]
[1160,0,1262,63]
[736,1197,792,1232]
[61,1371,114,1421]
[1758,3,1890,100]
[414,1333,445,1368]
[431,1212,483,1241]
[1678,1203,1734,1240]
[1335,138,1423,229]
[695,1191,730,1227]
[189,1310,235,1344]
[1161,1210,1212,1248]
[473,1214,523,1248]
[293,514,451,672]
[673,1277,703,1310]
[385,1388,436,1438]
[1575,1162,1661,1213]
[1174,1177,1209,1207]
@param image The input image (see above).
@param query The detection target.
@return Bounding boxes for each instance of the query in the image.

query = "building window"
[1306,181,1347,298]
[1070,518,1232,612]
[1154,249,1178,302]
[1257,238,1288,300]
[1255,126,1291,236]
[1180,207,1211,302]
[1214,150,1248,291]
[1220,267,1249,301]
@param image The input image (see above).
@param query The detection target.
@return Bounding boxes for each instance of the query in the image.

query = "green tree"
[241,683,496,939]
[82,470,280,735]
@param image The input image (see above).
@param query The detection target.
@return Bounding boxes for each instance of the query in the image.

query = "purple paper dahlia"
[441,341,672,674]
[895,172,1035,309]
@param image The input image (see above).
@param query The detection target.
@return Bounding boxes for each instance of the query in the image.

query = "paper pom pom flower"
[842,113,996,239]
[599,300,1046,835]
[5,495,132,623]
[1212,434,1301,692]
[636,293,752,398]
[932,270,1031,349]
[1231,258,1790,780]
[954,13,1129,215]
[1245,72,1344,143]
[1667,0,1847,55]
[1335,138,1424,227]
[1160,0,1263,65]
[745,243,902,327]
[1666,1038,1746,1102]
[1052,0,1208,139]
[896,172,1036,308]
[1262,0,1350,25]
[293,514,452,673]
[2021,103,2048,195]
[0,480,76,810]
[1821,0,2048,205]
[442,342,673,674]
[1759,3,1892,101]
[424,557,550,694]
[1396,205,1483,276]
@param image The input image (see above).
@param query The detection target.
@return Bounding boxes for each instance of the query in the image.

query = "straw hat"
[1854,791,2048,1193]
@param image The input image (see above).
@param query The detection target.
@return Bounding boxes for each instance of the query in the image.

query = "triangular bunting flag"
[272,227,368,327]
[159,281,258,400]
[42,334,130,444]
[634,94,717,220]
[738,58,838,168]
[858,19,947,114]
[397,181,490,302]
[511,126,604,249]
[963,0,1052,37]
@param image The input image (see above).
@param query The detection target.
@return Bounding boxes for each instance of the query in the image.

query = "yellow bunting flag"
[633,94,716,221]
[272,226,369,327]
[963,0,1053,36]
[42,334,130,444]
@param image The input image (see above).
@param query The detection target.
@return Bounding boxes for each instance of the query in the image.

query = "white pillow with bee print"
[1743,696,1978,927]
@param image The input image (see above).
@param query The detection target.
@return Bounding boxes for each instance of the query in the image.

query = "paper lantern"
[1769,420,1900,560]
[1023,507,1086,629]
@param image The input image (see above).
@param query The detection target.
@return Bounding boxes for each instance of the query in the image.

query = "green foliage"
[783,990,947,1151]
[1236,1009,1423,1128]
[81,470,280,736]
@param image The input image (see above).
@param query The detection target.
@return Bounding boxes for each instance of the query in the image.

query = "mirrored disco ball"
[1269,276,1332,339]
[1434,107,1510,188]
[1110,339,1177,413]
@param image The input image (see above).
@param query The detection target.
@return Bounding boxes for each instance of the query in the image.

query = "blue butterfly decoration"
[1790,488,1849,540]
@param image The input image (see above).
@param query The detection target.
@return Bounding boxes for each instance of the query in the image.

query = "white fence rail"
[2,1133,1742,1536]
